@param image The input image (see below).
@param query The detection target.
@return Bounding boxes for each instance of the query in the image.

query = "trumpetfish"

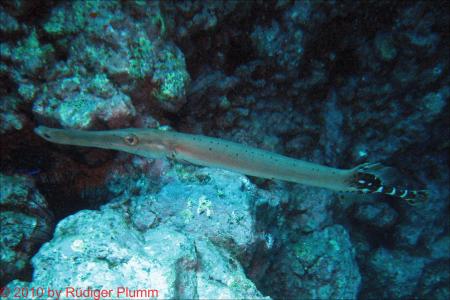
[34,126,428,205]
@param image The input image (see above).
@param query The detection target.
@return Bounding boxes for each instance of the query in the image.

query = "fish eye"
[124,134,139,146]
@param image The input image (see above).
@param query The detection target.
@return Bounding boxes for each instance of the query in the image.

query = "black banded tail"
[348,162,429,205]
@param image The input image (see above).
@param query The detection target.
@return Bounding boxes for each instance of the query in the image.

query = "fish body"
[34,126,428,204]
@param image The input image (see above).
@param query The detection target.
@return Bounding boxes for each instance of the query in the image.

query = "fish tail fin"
[348,162,429,205]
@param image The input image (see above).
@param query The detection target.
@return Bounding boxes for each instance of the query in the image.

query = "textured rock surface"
[352,201,398,229]
[3,0,191,131]
[1,0,449,299]
[260,225,361,300]
[32,78,136,129]
[362,248,428,299]
[6,169,270,299]
[0,174,53,286]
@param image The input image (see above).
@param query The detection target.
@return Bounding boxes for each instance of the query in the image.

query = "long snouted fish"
[34,126,428,204]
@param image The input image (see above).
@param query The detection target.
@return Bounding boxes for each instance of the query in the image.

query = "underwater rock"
[38,0,190,114]
[0,9,22,35]
[429,235,450,260]
[195,238,268,299]
[8,187,268,298]
[5,29,55,77]
[393,222,424,248]
[0,14,54,119]
[261,225,361,300]
[289,186,333,234]
[33,78,136,129]
[362,247,427,299]
[0,0,39,17]
[150,168,260,261]
[0,95,27,134]
[352,201,398,229]
[1,0,449,298]
[416,260,450,300]
[160,0,241,39]
[0,173,53,285]
[188,70,239,113]
[107,166,271,265]
[189,70,239,98]
[251,18,303,80]
[150,43,191,112]
[374,32,397,61]
[345,2,448,164]
[395,3,441,56]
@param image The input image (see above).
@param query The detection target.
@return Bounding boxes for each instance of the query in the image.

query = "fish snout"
[34,126,54,141]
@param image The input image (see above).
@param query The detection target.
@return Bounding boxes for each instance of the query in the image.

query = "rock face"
[352,201,398,229]
[21,210,262,299]
[1,1,449,299]
[260,225,361,300]
[2,0,191,132]
[362,248,427,299]
[0,174,53,286]
[6,169,271,299]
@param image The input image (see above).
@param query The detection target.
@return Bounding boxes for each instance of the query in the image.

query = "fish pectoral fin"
[177,158,194,165]
[167,149,196,166]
